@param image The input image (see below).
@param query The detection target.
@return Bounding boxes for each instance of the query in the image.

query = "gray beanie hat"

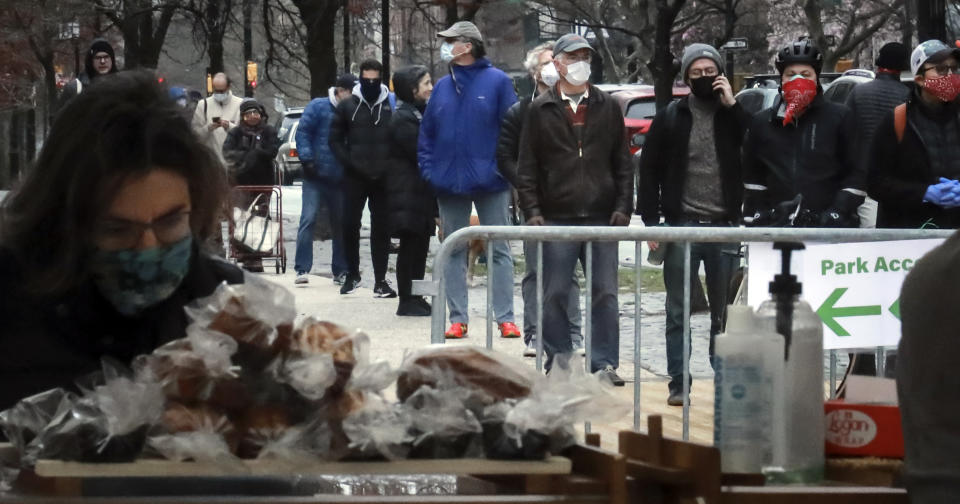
[680,43,723,82]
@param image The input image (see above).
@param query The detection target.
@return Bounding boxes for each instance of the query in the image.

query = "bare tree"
[787,0,904,71]
[178,0,236,73]
[261,0,312,97]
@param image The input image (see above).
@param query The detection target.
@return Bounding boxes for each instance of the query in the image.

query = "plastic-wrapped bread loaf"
[396,346,537,403]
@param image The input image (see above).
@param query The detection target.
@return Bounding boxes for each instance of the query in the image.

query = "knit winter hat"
[875,42,908,71]
[680,43,723,82]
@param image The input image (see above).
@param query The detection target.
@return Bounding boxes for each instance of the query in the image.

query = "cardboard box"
[824,401,903,458]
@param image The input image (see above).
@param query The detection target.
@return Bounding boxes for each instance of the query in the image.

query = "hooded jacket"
[55,39,120,117]
[743,94,865,217]
[0,247,243,412]
[388,66,437,237]
[869,92,960,229]
[517,85,633,221]
[295,88,345,181]
[418,58,517,195]
[328,83,394,180]
[222,105,280,186]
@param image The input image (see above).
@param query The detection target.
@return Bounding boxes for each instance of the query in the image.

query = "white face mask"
[564,61,591,86]
[440,42,456,63]
[213,92,229,104]
[176,97,188,108]
[539,62,560,87]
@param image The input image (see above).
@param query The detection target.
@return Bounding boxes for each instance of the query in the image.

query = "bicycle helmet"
[775,39,823,75]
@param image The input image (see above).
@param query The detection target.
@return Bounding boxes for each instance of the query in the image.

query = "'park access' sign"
[745,239,944,350]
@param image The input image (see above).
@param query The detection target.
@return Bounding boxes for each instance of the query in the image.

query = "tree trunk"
[902,0,915,49]
[444,1,457,27]
[651,0,686,110]
[207,0,227,73]
[294,0,341,98]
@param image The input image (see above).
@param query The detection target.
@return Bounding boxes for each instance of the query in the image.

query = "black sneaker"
[373,280,397,298]
[334,272,348,285]
[396,297,431,316]
[598,365,626,386]
[339,275,361,295]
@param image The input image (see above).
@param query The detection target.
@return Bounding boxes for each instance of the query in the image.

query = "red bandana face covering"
[781,76,818,126]
[923,73,960,103]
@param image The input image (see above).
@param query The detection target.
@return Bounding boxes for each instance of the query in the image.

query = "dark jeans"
[294,178,346,276]
[342,173,389,282]
[542,219,619,373]
[663,239,739,394]
[396,232,430,299]
[522,240,583,346]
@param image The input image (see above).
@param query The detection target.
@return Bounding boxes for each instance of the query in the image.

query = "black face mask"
[360,78,381,103]
[690,75,719,100]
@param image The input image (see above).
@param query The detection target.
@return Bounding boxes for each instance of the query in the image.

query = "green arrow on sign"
[816,287,882,337]
[889,299,901,320]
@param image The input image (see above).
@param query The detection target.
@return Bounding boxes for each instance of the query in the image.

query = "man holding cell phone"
[637,43,749,406]
[192,72,243,163]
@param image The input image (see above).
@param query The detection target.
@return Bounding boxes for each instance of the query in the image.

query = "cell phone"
[212,116,221,123]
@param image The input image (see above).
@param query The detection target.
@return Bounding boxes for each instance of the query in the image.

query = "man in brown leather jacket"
[517,33,633,383]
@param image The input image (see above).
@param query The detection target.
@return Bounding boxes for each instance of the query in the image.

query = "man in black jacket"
[742,40,864,226]
[517,34,633,384]
[498,41,584,359]
[870,39,960,230]
[329,59,397,298]
[638,43,748,406]
[846,42,910,228]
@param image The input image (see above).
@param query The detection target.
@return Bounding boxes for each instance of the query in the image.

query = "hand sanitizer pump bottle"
[714,305,784,473]
[756,242,825,483]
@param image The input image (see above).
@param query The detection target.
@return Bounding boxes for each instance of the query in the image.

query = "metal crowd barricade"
[415,226,953,440]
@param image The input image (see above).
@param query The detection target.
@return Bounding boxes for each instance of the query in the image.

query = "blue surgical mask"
[440,42,455,63]
[89,236,194,316]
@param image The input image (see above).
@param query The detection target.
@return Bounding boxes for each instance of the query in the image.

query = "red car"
[610,84,691,155]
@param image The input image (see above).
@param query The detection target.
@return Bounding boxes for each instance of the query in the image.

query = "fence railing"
[414,225,954,440]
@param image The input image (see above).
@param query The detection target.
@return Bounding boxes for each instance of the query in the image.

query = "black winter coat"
[869,96,960,229]
[495,95,533,188]
[222,123,281,186]
[0,248,243,411]
[637,97,750,226]
[743,95,864,215]
[388,100,437,236]
[845,73,910,178]
[517,86,633,221]
[329,91,393,181]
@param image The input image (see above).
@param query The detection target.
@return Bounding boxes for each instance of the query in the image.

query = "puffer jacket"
[418,58,517,195]
[328,83,393,181]
[743,94,864,216]
[495,95,534,188]
[0,246,243,412]
[869,93,960,229]
[517,85,633,220]
[295,89,343,181]
[388,67,437,237]
[845,73,910,174]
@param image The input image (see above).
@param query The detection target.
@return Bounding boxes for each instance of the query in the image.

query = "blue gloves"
[924,177,960,208]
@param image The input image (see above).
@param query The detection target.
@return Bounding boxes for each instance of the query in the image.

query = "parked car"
[609,84,691,155]
[735,87,779,115]
[273,107,303,185]
[822,69,875,104]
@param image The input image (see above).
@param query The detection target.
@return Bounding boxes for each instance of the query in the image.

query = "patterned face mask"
[89,236,193,316]
[923,73,960,103]
[781,75,818,126]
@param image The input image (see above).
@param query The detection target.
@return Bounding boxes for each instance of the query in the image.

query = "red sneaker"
[499,322,521,338]
[445,323,468,339]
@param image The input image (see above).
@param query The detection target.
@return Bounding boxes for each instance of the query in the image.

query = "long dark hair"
[0,71,229,297]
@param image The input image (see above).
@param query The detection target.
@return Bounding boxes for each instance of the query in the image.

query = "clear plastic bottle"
[755,243,825,483]
[714,305,784,473]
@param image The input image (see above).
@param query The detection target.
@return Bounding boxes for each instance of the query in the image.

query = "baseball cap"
[910,39,960,76]
[437,21,483,41]
[553,33,594,55]
[336,73,358,90]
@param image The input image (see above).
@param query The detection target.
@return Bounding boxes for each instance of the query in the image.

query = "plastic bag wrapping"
[403,386,482,459]
[345,332,397,393]
[0,389,76,455]
[148,432,247,473]
[185,278,296,370]
[256,419,336,463]
[274,353,337,401]
[342,394,413,460]
[132,329,247,412]
[503,353,631,450]
[27,399,148,465]
[94,375,165,441]
[314,475,458,496]
[285,319,362,395]
[395,345,538,406]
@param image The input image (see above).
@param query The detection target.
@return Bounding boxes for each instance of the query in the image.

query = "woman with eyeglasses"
[0,71,243,410]
[869,39,960,229]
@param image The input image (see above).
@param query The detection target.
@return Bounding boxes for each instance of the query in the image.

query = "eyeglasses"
[560,54,592,64]
[93,55,111,63]
[689,67,719,79]
[243,109,261,116]
[923,64,960,76]
[95,211,191,250]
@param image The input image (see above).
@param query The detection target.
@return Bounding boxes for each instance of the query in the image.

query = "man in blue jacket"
[419,21,520,339]
[293,73,357,286]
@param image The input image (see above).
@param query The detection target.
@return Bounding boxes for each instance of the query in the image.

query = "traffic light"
[246,61,258,90]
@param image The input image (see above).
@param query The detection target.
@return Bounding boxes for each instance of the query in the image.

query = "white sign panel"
[746,240,944,350]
